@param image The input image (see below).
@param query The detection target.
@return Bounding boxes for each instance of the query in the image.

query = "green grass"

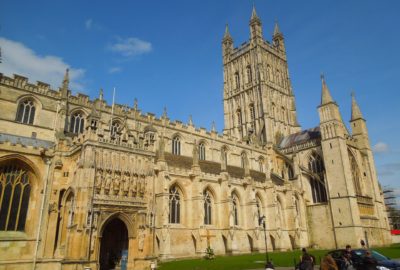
[158,244,400,270]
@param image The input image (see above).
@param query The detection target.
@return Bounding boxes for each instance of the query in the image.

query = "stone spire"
[223,24,232,40]
[320,74,334,105]
[61,68,69,98]
[273,20,281,36]
[251,5,260,21]
[351,92,364,120]
[99,88,104,101]
[188,115,193,126]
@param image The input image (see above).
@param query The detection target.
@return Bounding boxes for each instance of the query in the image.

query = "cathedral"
[0,7,391,270]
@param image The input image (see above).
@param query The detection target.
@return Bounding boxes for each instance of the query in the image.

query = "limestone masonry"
[0,7,391,270]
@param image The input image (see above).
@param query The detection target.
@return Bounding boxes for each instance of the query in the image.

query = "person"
[342,245,355,270]
[265,260,274,270]
[320,254,338,270]
[363,250,377,270]
[360,239,366,249]
[299,248,314,270]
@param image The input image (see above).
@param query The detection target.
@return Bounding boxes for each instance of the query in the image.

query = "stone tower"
[222,7,300,145]
[317,76,364,247]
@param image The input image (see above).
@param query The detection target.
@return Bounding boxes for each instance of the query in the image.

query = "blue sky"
[1,0,399,203]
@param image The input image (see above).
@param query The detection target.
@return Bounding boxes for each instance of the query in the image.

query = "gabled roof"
[278,127,321,149]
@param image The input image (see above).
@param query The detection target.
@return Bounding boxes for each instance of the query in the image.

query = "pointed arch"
[99,212,135,238]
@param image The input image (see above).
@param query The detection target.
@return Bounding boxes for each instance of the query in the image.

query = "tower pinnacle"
[273,20,281,36]
[351,92,364,120]
[320,74,334,105]
[251,5,259,21]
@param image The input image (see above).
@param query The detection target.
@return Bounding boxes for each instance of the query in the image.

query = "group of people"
[265,241,378,270]
[320,244,378,270]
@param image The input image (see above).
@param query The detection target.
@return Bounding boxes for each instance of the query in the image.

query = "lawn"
[158,244,400,270]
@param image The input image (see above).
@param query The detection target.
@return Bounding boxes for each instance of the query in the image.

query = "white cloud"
[0,37,85,91]
[108,37,152,57]
[108,67,122,74]
[373,142,389,153]
[85,19,93,30]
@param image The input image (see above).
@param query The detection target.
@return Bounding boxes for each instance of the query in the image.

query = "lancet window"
[172,136,181,155]
[232,193,239,226]
[199,142,206,161]
[203,190,212,225]
[169,186,181,223]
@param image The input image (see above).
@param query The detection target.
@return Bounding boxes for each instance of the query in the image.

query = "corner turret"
[272,21,285,52]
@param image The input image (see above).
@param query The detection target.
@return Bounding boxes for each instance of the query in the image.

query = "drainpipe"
[32,156,52,270]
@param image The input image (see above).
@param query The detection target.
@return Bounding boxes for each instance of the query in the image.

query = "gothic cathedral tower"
[222,7,300,145]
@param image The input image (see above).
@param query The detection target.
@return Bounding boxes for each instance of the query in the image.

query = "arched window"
[256,196,262,226]
[169,186,180,223]
[199,142,206,161]
[349,150,362,196]
[246,66,252,83]
[203,190,212,225]
[111,121,121,137]
[16,99,35,124]
[308,153,327,203]
[0,164,31,231]
[70,111,85,134]
[232,193,239,226]
[234,72,240,89]
[172,136,181,155]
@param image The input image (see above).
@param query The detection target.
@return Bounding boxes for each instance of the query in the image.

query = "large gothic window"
[70,111,85,134]
[308,153,328,203]
[169,186,180,224]
[172,136,181,155]
[199,142,206,161]
[203,190,212,225]
[16,99,35,125]
[0,164,31,231]
[349,150,362,196]
[232,193,239,226]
